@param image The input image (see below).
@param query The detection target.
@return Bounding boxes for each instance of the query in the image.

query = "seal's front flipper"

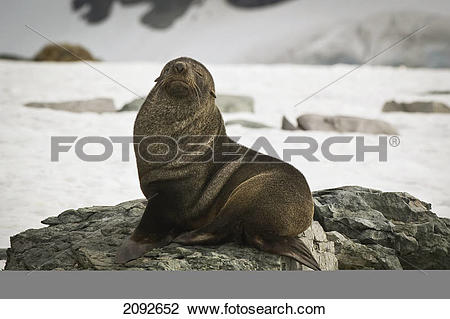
[245,233,321,271]
[115,238,153,264]
[115,236,170,264]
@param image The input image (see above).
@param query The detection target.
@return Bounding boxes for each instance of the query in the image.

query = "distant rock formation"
[25,98,115,113]
[383,101,450,113]
[281,116,297,130]
[0,53,29,61]
[276,12,450,68]
[34,43,97,62]
[296,114,398,135]
[225,119,272,129]
[216,95,254,113]
[119,97,145,112]
[227,0,291,8]
[72,0,197,29]
[5,186,449,270]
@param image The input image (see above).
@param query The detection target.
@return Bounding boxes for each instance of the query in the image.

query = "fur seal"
[116,57,320,270]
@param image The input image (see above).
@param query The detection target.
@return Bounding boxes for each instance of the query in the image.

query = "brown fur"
[116,57,320,270]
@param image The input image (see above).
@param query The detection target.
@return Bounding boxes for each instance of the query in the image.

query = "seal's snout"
[174,61,186,73]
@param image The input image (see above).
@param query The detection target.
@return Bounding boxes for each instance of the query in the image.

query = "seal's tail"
[245,233,321,271]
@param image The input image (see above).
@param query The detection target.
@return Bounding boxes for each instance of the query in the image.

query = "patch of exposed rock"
[5,200,336,271]
[314,186,450,270]
[216,95,254,113]
[34,43,97,62]
[6,186,448,271]
[119,97,145,112]
[297,114,398,135]
[25,98,115,113]
[382,101,450,113]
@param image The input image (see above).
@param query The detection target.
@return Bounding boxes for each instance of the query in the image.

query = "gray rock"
[7,186,447,270]
[281,116,298,130]
[0,248,6,259]
[326,231,402,270]
[5,200,337,271]
[0,53,29,61]
[216,95,254,113]
[424,91,450,95]
[314,186,450,270]
[119,97,145,112]
[225,119,272,129]
[297,114,398,134]
[25,98,115,113]
[382,101,450,113]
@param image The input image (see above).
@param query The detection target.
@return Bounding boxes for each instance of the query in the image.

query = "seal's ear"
[210,90,216,98]
[154,76,161,82]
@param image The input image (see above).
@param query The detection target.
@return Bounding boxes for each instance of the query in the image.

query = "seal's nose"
[174,61,186,73]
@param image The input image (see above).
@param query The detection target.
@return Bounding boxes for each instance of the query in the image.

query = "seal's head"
[154,57,216,102]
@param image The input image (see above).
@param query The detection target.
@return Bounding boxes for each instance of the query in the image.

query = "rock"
[34,43,97,62]
[382,101,450,113]
[7,186,447,270]
[281,116,298,130]
[0,248,6,260]
[227,0,291,8]
[5,200,337,271]
[119,98,145,112]
[424,90,450,95]
[314,186,450,270]
[225,119,272,129]
[297,114,398,134]
[25,98,115,113]
[0,53,29,61]
[216,95,254,113]
[326,231,402,270]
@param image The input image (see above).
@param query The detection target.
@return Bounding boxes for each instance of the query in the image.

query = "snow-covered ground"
[0,60,449,248]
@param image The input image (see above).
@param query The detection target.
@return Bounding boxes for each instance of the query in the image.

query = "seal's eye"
[194,70,203,77]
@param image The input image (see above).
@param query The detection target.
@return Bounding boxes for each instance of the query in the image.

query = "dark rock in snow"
[297,114,398,134]
[25,98,115,113]
[382,101,450,113]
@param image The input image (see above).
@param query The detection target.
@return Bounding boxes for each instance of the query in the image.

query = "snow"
[0,260,5,270]
[0,60,449,248]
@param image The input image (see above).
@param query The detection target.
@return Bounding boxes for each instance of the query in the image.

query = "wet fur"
[116,57,320,271]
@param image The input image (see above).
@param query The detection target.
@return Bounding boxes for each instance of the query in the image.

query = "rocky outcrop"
[117,95,254,113]
[314,186,450,270]
[0,248,6,260]
[119,97,145,112]
[224,119,272,129]
[6,186,449,271]
[216,95,254,113]
[34,43,97,62]
[25,98,115,113]
[5,200,337,271]
[281,116,297,130]
[297,114,398,135]
[382,101,450,113]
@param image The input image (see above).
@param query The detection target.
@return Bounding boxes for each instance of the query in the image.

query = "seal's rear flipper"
[245,233,321,271]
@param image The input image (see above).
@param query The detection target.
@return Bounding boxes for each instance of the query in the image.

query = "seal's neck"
[134,92,225,138]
